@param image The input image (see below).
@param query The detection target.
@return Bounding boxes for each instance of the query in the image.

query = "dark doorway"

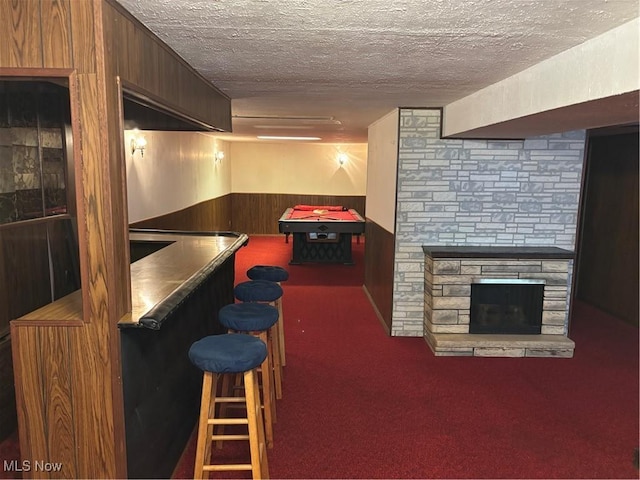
[575,126,639,326]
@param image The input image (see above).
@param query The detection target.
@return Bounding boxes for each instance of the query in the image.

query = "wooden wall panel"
[70,322,120,478]
[41,0,73,68]
[41,327,77,478]
[363,219,395,333]
[0,0,43,67]
[69,0,97,73]
[0,219,81,318]
[128,194,366,236]
[73,15,127,470]
[0,237,6,336]
[10,326,48,466]
[102,9,133,318]
[104,0,231,132]
[3,0,234,477]
[0,336,17,441]
[130,195,233,232]
[231,193,366,235]
[0,222,52,323]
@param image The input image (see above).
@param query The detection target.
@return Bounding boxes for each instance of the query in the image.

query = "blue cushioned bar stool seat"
[189,334,269,479]
[247,265,289,283]
[234,279,283,302]
[234,280,284,400]
[247,266,289,368]
[219,302,279,447]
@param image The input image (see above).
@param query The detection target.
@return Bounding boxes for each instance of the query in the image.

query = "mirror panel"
[0,81,71,223]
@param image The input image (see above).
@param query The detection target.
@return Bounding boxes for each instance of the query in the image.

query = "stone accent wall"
[392,108,585,337]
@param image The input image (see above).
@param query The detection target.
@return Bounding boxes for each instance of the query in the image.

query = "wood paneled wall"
[0,336,15,441]
[130,195,233,231]
[104,2,231,132]
[231,193,366,234]
[3,0,232,477]
[363,219,395,333]
[129,193,365,235]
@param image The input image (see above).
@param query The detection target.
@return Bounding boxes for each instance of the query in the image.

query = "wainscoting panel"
[363,218,395,333]
[231,193,366,235]
[130,195,233,232]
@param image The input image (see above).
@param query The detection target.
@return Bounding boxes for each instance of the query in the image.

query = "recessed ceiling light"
[254,125,312,130]
[257,136,322,141]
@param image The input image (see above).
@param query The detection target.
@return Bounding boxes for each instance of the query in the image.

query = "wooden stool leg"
[258,331,275,447]
[269,323,283,400]
[276,294,286,367]
[194,372,217,480]
[245,368,269,479]
[268,299,284,399]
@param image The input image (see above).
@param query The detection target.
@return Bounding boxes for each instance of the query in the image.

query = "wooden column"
[3,0,231,477]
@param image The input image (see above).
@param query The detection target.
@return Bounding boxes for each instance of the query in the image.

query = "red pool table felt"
[283,205,362,222]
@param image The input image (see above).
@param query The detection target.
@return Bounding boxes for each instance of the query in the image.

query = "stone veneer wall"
[392,108,585,337]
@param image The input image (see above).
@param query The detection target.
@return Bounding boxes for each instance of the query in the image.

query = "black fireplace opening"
[470,280,544,334]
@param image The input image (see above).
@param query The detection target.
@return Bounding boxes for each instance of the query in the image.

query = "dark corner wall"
[575,126,639,326]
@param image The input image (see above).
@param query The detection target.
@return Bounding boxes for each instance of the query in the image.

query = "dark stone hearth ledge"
[422,245,574,259]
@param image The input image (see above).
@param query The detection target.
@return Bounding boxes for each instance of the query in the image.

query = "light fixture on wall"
[130,135,147,158]
[337,153,348,166]
[214,151,225,163]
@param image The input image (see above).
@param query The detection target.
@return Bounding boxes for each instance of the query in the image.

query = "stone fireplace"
[423,246,575,357]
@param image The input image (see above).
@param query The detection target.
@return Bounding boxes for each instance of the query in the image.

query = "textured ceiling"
[115,0,639,142]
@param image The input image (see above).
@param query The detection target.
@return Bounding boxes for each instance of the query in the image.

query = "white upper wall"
[442,18,640,137]
[230,142,367,195]
[125,130,231,223]
[365,109,399,233]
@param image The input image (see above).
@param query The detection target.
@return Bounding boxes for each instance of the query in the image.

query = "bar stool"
[219,302,279,448]
[246,265,289,367]
[234,280,284,400]
[189,333,269,479]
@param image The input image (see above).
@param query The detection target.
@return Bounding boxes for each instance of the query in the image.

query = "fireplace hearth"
[423,246,575,357]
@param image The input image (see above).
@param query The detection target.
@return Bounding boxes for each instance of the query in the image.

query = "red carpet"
[173,236,639,479]
[1,235,638,479]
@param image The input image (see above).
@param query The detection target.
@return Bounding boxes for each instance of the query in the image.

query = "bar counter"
[15,229,249,479]
[17,229,248,328]
[125,229,248,328]
[122,229,248,478]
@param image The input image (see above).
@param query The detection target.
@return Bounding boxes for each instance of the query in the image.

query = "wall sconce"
[337,153,348,166]
[130,135,147,158]
[214,151,225,163]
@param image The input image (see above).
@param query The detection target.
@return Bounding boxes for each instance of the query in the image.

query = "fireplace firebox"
[470,279,544,335]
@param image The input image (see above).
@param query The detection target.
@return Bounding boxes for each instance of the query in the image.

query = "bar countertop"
[15,230,248,328]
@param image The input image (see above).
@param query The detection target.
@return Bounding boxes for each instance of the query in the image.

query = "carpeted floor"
[1,235,638,479]
[171,235,639,479]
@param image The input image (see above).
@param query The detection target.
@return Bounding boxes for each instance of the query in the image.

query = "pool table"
[278,205,365,265]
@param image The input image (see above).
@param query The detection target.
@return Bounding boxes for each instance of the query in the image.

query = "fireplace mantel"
[423,245,575,358]
[422,246,574,259]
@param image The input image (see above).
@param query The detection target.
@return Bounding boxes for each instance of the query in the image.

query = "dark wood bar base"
[121,253,234,478]
[121,230,246,478]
